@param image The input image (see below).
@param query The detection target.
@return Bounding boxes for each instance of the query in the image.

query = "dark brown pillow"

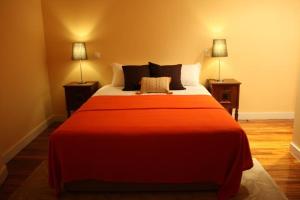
[122,65,150,91]
[149,62,185,90]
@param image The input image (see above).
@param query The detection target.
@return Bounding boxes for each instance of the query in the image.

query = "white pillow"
[111,63,124,86]
[181,63,201,86]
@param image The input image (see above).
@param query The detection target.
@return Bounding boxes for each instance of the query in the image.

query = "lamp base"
[77,81,88,84]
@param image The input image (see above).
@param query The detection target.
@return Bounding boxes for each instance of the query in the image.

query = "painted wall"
[0,0,52,159]
[292,73,300,149]
[42,0,300,116]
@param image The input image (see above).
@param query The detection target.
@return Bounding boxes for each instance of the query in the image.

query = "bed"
[49,83,253,200]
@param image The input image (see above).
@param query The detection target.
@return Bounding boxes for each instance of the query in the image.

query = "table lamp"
[72,42,88,84]
[212,39,228,82]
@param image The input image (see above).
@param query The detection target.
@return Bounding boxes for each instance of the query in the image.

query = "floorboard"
[0,120,299,199]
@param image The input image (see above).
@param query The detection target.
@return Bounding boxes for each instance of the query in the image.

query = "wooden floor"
[0,120,299,199]
[241,120,300,200]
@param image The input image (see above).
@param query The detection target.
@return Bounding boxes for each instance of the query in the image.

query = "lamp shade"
[72,42,88,60]
[212,39,228,57]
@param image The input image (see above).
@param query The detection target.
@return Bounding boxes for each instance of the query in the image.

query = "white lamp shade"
[72,42,87,60]
[212,39,228,57]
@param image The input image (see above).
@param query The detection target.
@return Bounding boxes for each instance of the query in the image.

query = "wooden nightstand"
[63,81,99,116]
[207,79,241,120]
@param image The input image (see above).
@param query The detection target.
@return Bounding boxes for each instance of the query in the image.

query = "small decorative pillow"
[139,77,172,94]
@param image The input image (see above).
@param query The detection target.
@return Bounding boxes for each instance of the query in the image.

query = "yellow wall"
[42,0,300,116]
[0,0,52,157]
[293,73,300,148]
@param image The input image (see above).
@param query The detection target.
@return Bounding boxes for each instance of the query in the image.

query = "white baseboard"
[239,112,294,120]
[2,116,54,163]
[290,142,300,161]
[1,114,67,164]
[0,165,8,186]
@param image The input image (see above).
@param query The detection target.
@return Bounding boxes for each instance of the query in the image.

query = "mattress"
[93,84,211,96]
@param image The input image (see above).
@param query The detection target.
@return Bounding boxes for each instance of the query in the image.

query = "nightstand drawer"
[64,81,99,116]
[207,79,241,121]
[210,85,238,106]
[65,89,90,110]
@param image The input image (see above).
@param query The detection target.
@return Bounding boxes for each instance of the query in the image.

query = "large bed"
[49,83,252,200]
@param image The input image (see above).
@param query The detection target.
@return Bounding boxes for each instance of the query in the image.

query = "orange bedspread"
[49,95,253,200]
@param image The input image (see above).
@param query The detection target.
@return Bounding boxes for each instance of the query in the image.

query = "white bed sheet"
[94,84,211,96]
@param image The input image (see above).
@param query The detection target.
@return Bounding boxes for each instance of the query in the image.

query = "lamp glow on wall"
[212,39,228,82]
[72,42,88,84]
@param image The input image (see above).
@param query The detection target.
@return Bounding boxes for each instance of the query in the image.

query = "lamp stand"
[79,59,86,84]
[218,59,223,82]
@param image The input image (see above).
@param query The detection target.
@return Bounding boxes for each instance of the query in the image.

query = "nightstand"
[63,81,99,116]
[207,79,241,120]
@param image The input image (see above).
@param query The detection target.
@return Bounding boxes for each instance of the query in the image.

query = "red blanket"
[49,95,253,200]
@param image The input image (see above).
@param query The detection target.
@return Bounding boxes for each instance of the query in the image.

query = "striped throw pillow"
[139,77,172,94]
